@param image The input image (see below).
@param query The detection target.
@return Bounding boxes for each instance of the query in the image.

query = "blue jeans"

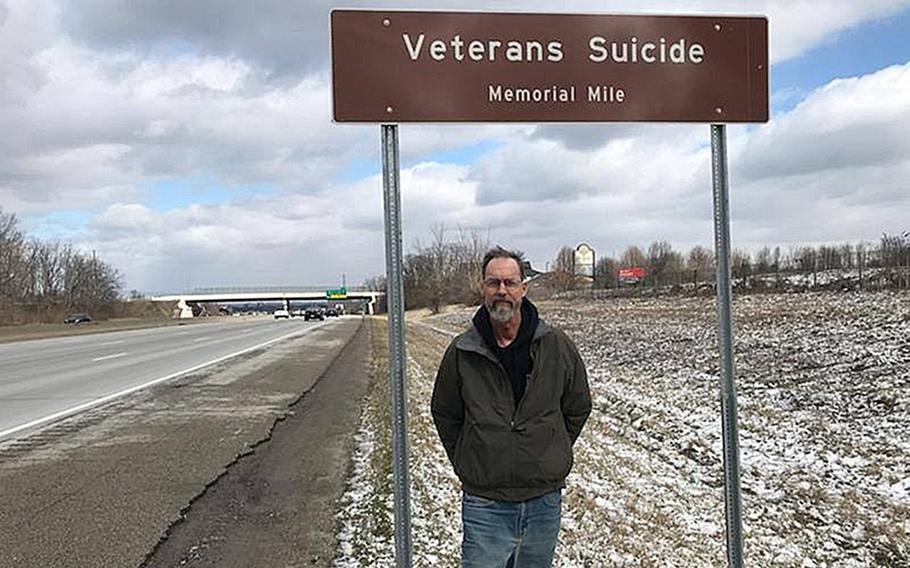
[461,489,561,568]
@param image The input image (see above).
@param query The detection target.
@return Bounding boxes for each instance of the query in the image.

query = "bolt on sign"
[331,10,767,123]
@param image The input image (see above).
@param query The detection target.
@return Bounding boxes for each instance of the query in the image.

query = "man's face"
[482,257,528,324]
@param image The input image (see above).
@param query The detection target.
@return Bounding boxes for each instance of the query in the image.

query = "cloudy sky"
[2,1,909,294]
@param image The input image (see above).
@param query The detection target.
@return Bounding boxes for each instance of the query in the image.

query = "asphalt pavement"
[0,316,367,568]
[0,316,327,439]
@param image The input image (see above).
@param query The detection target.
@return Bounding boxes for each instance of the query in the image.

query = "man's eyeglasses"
[483,278,522,290]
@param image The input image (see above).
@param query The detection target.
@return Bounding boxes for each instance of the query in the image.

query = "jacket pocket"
[520,420,572,484]
[455,423,511,488]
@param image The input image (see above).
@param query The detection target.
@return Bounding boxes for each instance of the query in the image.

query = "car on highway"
[304,307,325,321]
[273,309,290,320]
[64,313,92,324]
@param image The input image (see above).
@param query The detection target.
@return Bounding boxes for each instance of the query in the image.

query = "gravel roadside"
[0,317,369,568]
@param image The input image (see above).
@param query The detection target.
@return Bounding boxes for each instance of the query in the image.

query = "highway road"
[0,316,329,440]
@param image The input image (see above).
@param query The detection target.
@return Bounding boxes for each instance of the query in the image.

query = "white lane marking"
[192,336,211,343]
[0,320,333,440]
[100,339,126,346]
[92,352,128,362]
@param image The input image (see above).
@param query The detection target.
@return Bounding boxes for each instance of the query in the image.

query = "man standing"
[431,246,592,567]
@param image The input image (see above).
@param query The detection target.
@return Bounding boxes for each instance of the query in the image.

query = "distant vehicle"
[64,313,92,324]
[304,307,325,321]
[273,309,290,320]
[325,308,339,317]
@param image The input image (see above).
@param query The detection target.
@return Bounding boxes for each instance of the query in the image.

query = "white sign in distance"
[574,243,595,277]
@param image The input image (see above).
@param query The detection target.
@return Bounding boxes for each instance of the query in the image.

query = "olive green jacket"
[431,320,592,502]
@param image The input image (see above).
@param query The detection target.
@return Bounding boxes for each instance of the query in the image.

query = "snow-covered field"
[335,292,909,567]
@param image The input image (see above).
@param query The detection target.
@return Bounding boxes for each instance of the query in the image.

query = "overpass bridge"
[152,287,384,317]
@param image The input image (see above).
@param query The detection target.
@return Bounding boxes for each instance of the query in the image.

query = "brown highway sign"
[331,10,768,123]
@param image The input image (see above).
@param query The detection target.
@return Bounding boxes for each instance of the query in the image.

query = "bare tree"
[839,243,854,270]
[551,246,575,292]
[687,245,714,290]
[647,240,675,291]
[0,209,25,304]
[731,249,753,282]
[594,256,618,289]
[450,226,489,306]
[755,246,773,274]
[619,245,647,269]
[401,225,490,312]
[857,242,868,290]
[880,232,910,288]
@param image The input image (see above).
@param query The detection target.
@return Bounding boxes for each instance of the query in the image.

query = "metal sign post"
[333,12,767,567]
[710,123,744,567]
[381,123,412,568]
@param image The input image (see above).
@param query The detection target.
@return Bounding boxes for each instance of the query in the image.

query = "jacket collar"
[457,316,551,359]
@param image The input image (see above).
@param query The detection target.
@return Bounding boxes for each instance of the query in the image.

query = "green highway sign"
[326,287,347,299]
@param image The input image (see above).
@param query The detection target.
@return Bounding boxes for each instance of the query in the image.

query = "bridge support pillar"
[177,299,194,319]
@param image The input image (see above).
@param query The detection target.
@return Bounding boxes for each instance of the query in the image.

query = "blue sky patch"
[339,139,504,183]
[407,139,504,168]
[340,158,380,183]
[144,176,275,211]
[24,211,92,242]
[771,7,910,113]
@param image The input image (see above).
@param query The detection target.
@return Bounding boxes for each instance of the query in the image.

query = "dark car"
[304,308,325,321]
[325,308,339,317]
[64,313,92,324]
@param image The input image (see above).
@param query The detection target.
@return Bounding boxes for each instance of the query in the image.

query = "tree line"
[370,228,910,313]
[550,233,910,293]
[0,208,122,324]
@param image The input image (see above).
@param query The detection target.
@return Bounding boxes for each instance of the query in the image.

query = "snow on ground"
[336,292,909,566]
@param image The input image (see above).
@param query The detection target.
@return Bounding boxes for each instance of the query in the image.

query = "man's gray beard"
[487,300,518,323]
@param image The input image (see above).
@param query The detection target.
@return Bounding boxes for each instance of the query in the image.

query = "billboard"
[618,267,646,281]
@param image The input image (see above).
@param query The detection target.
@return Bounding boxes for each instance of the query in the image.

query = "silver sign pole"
[381,123,412,568]
[710,123,745,567]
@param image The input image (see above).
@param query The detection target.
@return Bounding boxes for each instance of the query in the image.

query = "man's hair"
[481,246,526,281]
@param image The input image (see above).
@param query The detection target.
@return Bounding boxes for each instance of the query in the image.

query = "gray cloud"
[58,0,327,80]
[57,0,468,82]
[530,124,644,151]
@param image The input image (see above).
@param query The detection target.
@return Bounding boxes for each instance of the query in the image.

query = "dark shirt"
[472,299,540,405]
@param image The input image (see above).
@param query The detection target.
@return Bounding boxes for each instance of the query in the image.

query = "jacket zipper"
[512,343,538,426]
[475,339,539,488]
